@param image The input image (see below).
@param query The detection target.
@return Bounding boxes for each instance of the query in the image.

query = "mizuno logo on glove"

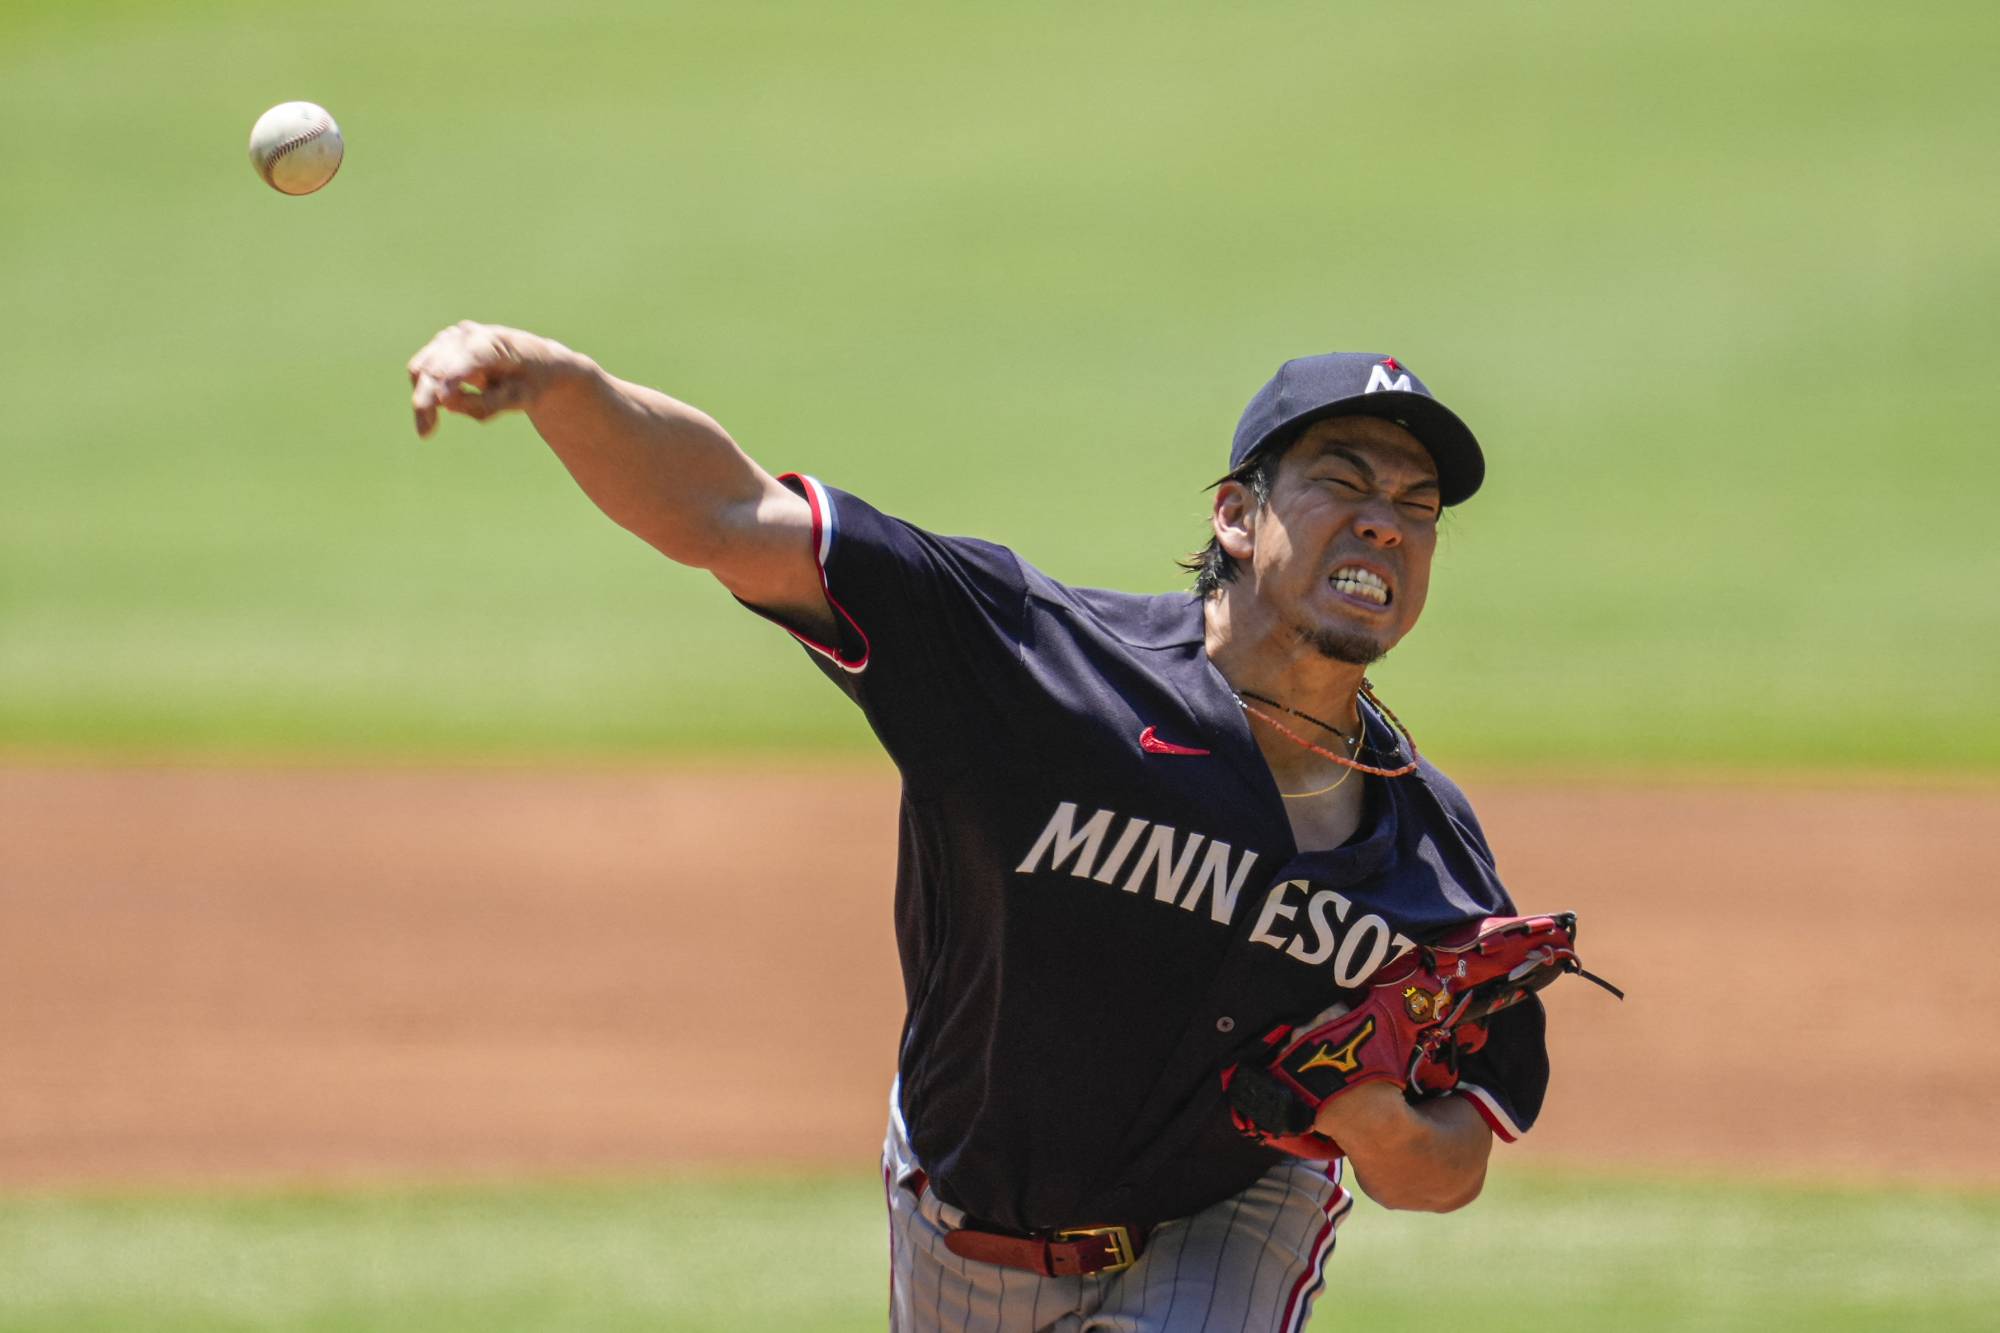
[1297,1019,1374,1075]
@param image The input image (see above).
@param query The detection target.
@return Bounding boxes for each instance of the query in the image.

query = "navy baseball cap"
[1229,352,1485,506]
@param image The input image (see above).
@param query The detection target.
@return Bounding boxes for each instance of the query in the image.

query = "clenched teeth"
[1330,566,1391,605]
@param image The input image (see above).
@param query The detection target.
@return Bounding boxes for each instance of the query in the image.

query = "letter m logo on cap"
[1364,357,1412,394]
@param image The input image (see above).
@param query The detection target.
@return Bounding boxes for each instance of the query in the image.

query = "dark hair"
[1179,446,1282,597]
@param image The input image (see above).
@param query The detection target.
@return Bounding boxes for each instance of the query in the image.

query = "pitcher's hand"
[406,321,592,438]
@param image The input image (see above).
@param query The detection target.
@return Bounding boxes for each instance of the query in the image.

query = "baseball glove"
[1225,912,1620,1157]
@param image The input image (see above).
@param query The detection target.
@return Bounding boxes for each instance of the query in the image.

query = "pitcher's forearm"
[406,320,823,623]
[525,364,775,569]
[1316,1083,1491,1212]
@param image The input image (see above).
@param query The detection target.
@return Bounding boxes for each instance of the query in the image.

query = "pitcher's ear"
[1214,481,1257,561]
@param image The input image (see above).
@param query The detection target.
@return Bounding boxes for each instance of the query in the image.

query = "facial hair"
[1294,621,1386,666]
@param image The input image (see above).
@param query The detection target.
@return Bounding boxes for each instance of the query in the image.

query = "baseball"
[247,101,344,196]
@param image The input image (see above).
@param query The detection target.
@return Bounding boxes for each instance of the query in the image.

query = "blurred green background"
[4,0,1995,769]
[4,3,1998,1330]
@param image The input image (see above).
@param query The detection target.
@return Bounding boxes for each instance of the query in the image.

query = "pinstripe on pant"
[883,1096,1353,1333]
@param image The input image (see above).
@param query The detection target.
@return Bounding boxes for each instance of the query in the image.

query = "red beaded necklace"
[1234,678,1421,779]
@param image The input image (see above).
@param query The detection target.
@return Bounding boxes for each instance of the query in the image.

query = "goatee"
[1295,623,1385,666]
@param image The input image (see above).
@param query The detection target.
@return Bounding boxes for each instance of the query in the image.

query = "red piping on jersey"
[1456,1083,1521,1143]
[779,473,871,674]
[881,1159,897,1315]
[1138,726,1210,756]
[1280,1160,1351,1332]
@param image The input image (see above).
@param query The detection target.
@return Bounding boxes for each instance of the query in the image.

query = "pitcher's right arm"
[406,320,829,637]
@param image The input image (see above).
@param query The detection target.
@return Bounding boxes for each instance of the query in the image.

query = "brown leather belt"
[906,1169,1149,1278]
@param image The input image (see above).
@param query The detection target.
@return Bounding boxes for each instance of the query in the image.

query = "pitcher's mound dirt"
[2,765,1992,1189]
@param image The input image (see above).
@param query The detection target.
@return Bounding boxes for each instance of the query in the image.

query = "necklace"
[1276,764,1353,800]
[1233,678,1422,780]
[1235,689,1361,749]
[1235,689,1359,798]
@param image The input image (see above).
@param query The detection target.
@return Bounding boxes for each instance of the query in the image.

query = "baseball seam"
[260,117,336,191]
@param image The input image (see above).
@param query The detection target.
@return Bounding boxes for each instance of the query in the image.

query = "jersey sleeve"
[1449,998,1550,1144]
[741,474,1030,778]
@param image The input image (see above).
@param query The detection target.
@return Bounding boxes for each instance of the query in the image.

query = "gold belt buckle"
[1054,1224,1137,1274]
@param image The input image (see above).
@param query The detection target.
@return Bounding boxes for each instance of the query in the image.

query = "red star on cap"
[1383,357,1400,372]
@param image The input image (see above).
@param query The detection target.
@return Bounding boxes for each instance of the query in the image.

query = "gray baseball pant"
[882,1094,1353,1332]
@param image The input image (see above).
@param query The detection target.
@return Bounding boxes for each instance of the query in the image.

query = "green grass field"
[4,0,1997,769]
[1,1168,1994,1333]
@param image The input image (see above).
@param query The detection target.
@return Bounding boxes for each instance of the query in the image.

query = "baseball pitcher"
[404,326,1614,1331]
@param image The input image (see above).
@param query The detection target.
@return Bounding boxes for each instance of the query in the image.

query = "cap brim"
[1264,393,1485,506]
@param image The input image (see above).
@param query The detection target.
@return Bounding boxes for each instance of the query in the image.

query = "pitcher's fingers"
[485,329,524,365]
[413,369,449,411]
[410,351,472,393]
[432,376,505,420]
[412,371,449,437]
[407,326,465,380]
[454,394,502,422]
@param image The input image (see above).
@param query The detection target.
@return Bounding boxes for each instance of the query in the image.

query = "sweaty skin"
[406,320,1492,1213]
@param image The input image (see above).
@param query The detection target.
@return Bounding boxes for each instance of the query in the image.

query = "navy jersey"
[748,475,1549,1234]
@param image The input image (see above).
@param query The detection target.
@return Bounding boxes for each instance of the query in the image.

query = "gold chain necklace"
[1234,678,1422,781]
[1236,688,1359,797]
[1275,764,1353,800]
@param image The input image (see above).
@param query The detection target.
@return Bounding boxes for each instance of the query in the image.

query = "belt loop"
[902,1169,967,1232]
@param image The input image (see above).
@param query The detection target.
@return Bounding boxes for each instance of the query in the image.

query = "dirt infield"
[2,764,1993,1190]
